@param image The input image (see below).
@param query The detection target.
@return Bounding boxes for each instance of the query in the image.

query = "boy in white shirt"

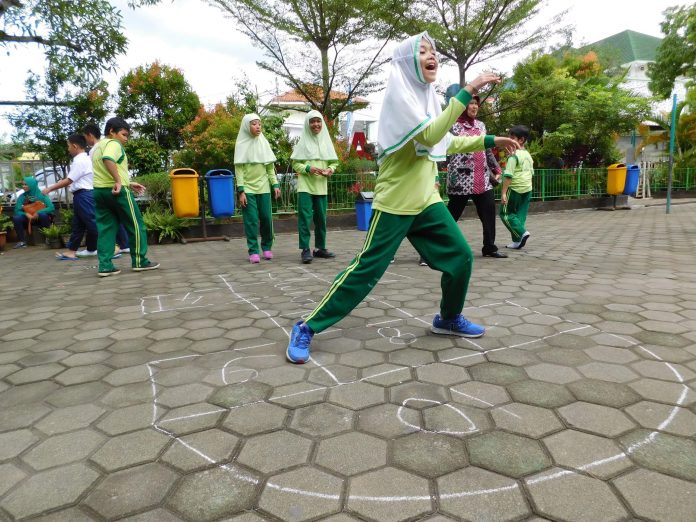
[43,134,98,260]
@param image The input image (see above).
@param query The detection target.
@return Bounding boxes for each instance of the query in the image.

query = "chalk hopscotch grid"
[142,269,694,504]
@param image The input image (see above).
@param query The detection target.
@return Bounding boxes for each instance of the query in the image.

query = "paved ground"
[1,203,696,522]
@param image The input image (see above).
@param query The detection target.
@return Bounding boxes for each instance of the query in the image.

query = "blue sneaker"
[431,314,485,338]
[286,321,313,364]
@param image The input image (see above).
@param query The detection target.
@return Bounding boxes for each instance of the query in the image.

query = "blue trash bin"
[623,164,640,196]
[205,169,235,218]
[355,191,373,231]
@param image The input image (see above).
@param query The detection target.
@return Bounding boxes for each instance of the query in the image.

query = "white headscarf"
[377,32,449,164]
[290,110,338,161]
[234,113,277,165]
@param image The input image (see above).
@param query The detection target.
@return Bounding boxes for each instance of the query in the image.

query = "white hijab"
[377,32,449,164]
[234,113,277,165]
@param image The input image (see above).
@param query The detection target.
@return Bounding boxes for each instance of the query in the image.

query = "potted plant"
[58,207,73,246]
[142,206,192,244]
[0,211,13,251]
[40,223,65,249]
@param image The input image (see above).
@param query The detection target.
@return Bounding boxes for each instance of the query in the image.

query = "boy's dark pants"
[448,189,499,255]
[242,192,273,254]
[297,192,327,250]
[12,213,52,242]
[67,189,98,252]
[305,202,473,333]
[500,189,531,241]
[94,187,151,272]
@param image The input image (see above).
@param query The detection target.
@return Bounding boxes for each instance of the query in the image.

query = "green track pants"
[94,187,151,272]
[242,192,274,255]
[500,189,531,242]
[305,202,473,333]
[297,192,327,250]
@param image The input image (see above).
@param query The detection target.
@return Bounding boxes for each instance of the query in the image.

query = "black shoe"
[518,231,530,249]
[418,257,428,266]
[483,251,508,258]
[301,249,313,264]
[132,261,160,272]
[98,268,121,277]
[313,248,335,259]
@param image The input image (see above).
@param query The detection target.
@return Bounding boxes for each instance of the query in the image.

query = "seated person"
[12,176,55,248]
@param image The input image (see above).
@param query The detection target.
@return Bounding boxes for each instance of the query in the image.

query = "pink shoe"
[249,254,260,264]
[263,250,273,260]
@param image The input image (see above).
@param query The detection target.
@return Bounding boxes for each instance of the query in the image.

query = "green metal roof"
[583,30,662,64]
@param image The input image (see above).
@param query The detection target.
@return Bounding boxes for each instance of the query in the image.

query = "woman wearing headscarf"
[285,32,519,363]
[445,85,506,258]
[12,176,55,248]
[234,113,280,264]
[291,111,339,264]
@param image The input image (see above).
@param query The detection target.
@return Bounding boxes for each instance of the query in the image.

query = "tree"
[489,50,652,167]
[648,4,696,99]
[116,62,201,157]
[9,71,110,168]
[206,0,403,123]
[0,0,127,90]
[397,0,567,85]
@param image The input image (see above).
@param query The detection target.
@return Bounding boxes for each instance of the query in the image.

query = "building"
[265,88,377,142]
[583,30,689,164]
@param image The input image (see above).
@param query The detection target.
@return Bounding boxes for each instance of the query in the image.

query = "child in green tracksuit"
[234,113,281,264]
[285,32,519,363]
[291,110,339,264]
[92,117,158,277]
[500,125,533,250]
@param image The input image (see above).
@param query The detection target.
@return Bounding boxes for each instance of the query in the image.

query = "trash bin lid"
[205,169,234,177]
[357,191,374,201]
[169,168,198,177]
[607,163,626,169]
[626,164,640,171]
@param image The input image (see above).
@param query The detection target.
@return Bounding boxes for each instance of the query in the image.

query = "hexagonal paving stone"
[32,403,103,435]
[538,348,591,366]
[208,381,272,408]
[613,468,696,522]
[118,508,184,521]
[625,401,696,436]
[629,379,696,406]
[347,467,432,522]
[307,364,359,386]
[467,431,551,478]
[329,381,385,410]
[96,403,155,435]
[237,431,312,473]
[392,432,467,478]
[584,345,638,364]
[450,381,510,409]
[390,382,449,409]
[260,466,343,520]
[290,402,354,437]
[22,429,105,471]
[469,362,527,385]
[361,363,412,386]
[90,428,170,471]
[3,463,99,520]
[222,401,288,436]
[6,363,65,385]
[0,403,51,432]
[0,463,26,496]
[269,382,327,408]
[438,466,530,521]
[558,402,636,437]
[422,403,491,436]
[162,429,238,472]
[507,380,575,408]
[525,363,582,384]
[315,432,386,476]
[416,363,470,386]
[491,402,563,438]
[54,364,112,385]
[356,403,421,439]
[525,468,628,521]
[543,430,631,479]
[155,383,214,408]
[631,360,696,382]
[619,429,696,482]
[567,379,642,408]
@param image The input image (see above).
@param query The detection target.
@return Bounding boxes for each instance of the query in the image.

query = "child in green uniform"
[291,110,339,264]
[500,125,533,249]
[92,117,159,277]
[234,113,281,263]
[286,32,519,363]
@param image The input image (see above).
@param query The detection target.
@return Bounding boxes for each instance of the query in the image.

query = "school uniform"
[499,149,533,242]
[65,151,98,252]
[291,111,339,253]
[92,138,152,272]
[89,146,128,250]
[234,113,279,257]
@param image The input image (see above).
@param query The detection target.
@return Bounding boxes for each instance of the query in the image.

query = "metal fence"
[269,167,694,214]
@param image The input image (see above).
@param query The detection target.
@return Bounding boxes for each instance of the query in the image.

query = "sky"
[0,0,677,140]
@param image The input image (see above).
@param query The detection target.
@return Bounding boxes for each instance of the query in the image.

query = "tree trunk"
[320,46,332,120]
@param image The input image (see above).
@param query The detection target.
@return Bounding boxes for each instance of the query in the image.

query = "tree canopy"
[648,4,695,99]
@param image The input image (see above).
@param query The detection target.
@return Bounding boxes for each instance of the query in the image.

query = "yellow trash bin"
[607,163,627,196]
[169,168,199,217]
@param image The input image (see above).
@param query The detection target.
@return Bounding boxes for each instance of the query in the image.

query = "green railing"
[268,167,694,215]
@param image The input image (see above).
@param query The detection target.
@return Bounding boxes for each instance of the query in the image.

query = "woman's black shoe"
[483,251,508,258]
